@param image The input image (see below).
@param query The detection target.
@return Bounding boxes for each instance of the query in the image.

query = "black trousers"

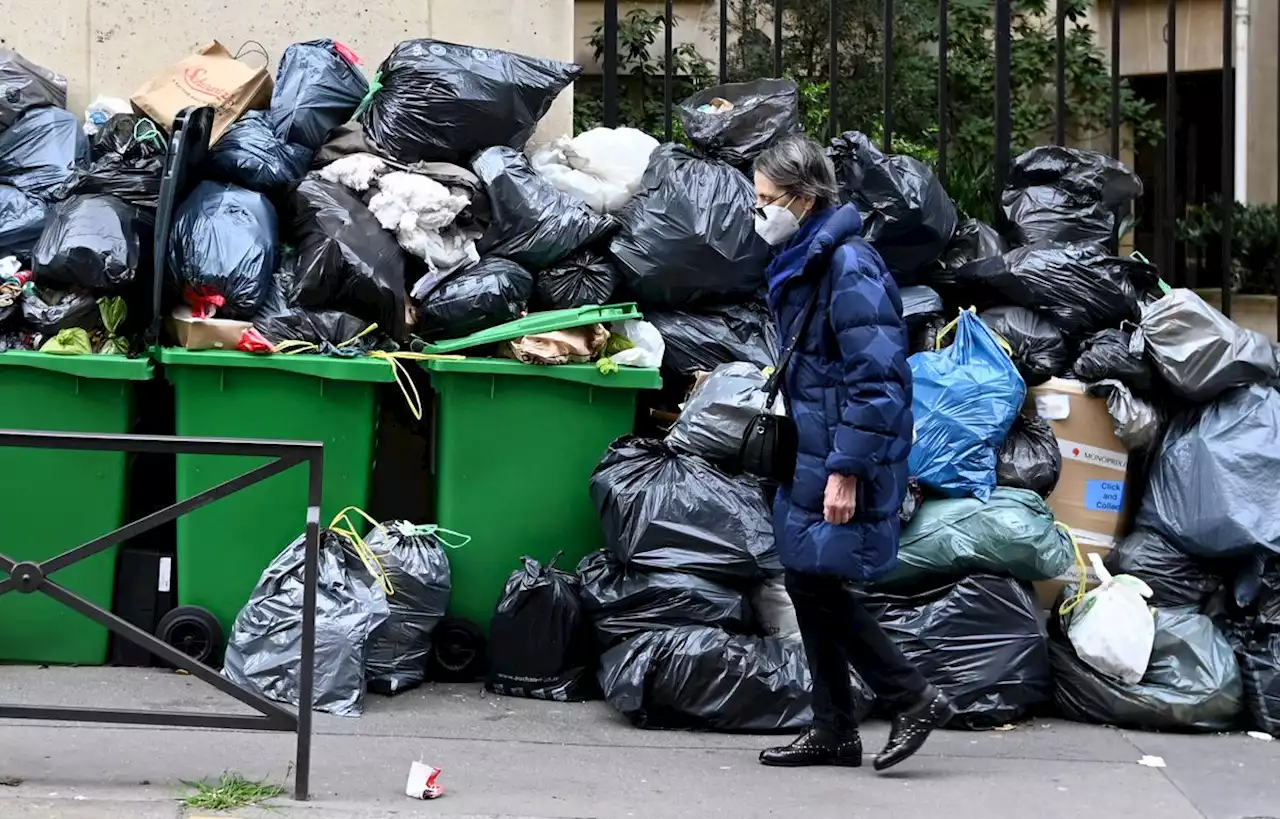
[785,570,929,736]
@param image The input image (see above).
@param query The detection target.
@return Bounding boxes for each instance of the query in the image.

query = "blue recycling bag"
[908,309,1025,500]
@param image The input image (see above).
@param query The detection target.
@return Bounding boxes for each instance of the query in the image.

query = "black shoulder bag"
[738,283,823,484]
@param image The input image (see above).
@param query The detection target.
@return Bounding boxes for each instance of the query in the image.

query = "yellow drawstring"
[935,307,1014,358]
[1054,522,1089,618]
[328,506,394,596]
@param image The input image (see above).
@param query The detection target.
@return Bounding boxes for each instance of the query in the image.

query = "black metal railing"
[0,431,323,802]
[597,0,1280,330]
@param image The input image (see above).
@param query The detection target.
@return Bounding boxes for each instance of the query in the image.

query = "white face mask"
[754,200,801,246]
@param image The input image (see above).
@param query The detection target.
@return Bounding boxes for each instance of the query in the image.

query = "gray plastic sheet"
[1134,289,1279,403]
[1087,379,1162,451]
[666,362,780,466]
[1137,384,1280,559]
[364,521,452,696]
[223,530,389,717]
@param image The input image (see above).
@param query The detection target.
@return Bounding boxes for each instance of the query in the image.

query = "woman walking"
[750,135,951,772]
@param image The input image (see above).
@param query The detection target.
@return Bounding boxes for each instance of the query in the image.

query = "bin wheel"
[427,617,487,682]
[156,606,224,666]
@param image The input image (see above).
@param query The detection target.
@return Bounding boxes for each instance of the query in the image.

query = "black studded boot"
[759,727,863,768]
[873,686,952,772]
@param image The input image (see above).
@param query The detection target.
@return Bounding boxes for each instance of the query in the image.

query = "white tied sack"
[751,574,800,639]
[609,319,665,369]
[529,127,659,213]
[1067,552,1156,684]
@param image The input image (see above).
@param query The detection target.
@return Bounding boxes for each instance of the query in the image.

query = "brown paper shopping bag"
[132,41,273,144]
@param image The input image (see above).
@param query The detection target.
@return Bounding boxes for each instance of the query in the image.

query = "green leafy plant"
[1177,199,1280,295]
[181,773,285,811]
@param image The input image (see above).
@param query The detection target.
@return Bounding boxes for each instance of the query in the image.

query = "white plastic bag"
[609,319,665,368]
[751,574,800,638]
[1067,551,1156,684]
[83,95,131,135]
[529,127,658,213]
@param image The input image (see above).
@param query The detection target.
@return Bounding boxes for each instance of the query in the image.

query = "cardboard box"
[1033,540,1112,612]
[166,306,253,351]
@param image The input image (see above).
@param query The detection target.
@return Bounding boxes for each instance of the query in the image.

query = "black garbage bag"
[1070,327,1153,391]
[31,194,153,291]
[359,39,581,164]
[646,302,779,375]
[862,575,1052,729]
[222,529,390,718]
[901,285,944,329]
[1103,529,1222,610]
[1003,146,1143,248]
[996,412,1061,498]
[960,243,1160,339]
[533,249,621,310]
[0,106,88,194]
[269,39,369,151]
[413,256,533,341]
[0,185,48,259]
[599,626,814,732]
[20,285,99,335]
[55,114,165,209]
[910,315,950,356]
[473,146,615,271]
[978,305,1070,386]
[167,181,277,319]
[486,556,595,702]
[933,218,1006,287]
[364,521,453,696]
[1240,633,1280,736]
[577,550,752,649]
[1138,385,1280,560]
[1050,606,1243,732]
[677,79,799,167]
[590,437,780,585]
[252,261,380,353]
[0,49,67,130]
[665,361,775,466]
[609,144,770,309]
[829,131,957,285]
[285,177,409,340]
[205,111,314,194]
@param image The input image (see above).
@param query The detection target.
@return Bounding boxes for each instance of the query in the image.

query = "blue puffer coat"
[765,204,913,581]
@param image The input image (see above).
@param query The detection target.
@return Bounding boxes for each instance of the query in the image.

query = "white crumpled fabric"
[318,153,388,192]
[368,172,478,274]
[529,127,658,213]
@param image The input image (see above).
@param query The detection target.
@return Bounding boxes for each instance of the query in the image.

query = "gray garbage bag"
[996,412,1061,498]
[222,530,390,718]
[590,437,781,584]
[665,362,779,466]
[1051,607,1243,732]
[677,79,800,167]
[0,49,67,130]
[599,626,824,732]
[1137,384,1280,559]
[577,550,752,648]
[901,285,944,328]
[364,521,453,696]
[1133,289,1279,402]
[1087,379,1162,451]
[875,487,1076,587]
[1103,529,1222,610]
[933,217,1006,287]
[862,575,1052,729]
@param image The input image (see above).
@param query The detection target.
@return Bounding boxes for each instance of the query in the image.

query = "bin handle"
[329,506,395,596]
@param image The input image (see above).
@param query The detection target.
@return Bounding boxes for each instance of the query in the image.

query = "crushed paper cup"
[405,761,444,800]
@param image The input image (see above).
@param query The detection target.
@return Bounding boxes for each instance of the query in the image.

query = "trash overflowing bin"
[158,349,396,639]
[0,352,152,664]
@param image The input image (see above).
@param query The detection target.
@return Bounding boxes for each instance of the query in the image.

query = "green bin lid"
[0,350,153,380]
[426,357,662,389]
[156,347,398,383]
[413,303,642,354]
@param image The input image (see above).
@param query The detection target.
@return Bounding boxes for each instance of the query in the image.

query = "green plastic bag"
[40,328,93,355]
[877,487,1076,586]
[97,296,128,355]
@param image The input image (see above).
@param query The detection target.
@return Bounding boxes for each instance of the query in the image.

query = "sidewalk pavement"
[0,667,1276,819]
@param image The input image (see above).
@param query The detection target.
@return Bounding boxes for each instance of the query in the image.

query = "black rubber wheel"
[426,617,487,682]
[155,606,224,666]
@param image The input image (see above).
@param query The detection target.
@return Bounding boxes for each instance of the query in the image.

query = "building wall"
[1246,0,1278,203]
[4,0,578,142]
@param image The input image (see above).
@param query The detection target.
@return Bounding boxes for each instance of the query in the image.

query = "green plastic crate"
[0,352,153,665]
[425,357,661,632]
[158,349,396,636]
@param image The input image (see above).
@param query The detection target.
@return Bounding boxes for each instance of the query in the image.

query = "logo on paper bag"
[182,68,233,103]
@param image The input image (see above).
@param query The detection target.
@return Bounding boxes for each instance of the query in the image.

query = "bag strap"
[763,280,823,406]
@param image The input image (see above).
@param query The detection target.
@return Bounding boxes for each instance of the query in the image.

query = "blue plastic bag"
[908,310,1025,500]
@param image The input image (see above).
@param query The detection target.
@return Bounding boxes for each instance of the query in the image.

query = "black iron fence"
[597,0,1280,326]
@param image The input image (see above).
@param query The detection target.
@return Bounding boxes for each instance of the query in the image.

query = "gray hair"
[753,135,840,211]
